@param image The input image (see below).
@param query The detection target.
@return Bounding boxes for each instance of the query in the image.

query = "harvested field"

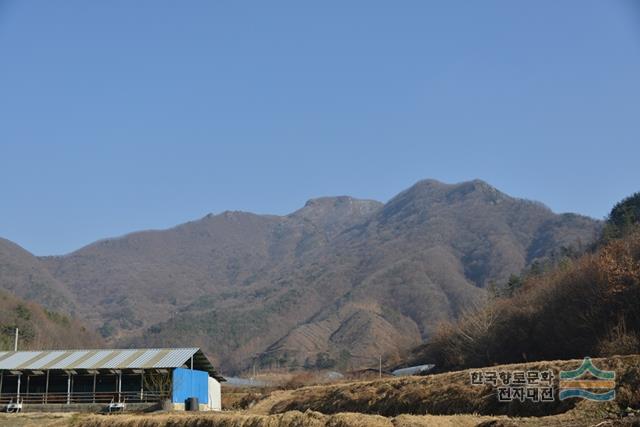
[1,355,638,427]
[4,410,635,427]
[222,386,275,410]
[0,412,76,427]
[66,411,501,427]
[264,355,640,418]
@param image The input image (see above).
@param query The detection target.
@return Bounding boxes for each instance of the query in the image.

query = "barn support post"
[0,370,3,400]
[26,375,30,400]
[117,371,122,403]
[140,372,144,401]
[92,373,97,403]
[45,370,50,404]
[66,373,71,405]
[16,373,21,402]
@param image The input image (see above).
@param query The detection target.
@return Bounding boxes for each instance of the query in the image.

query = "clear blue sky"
[1,1,639,255]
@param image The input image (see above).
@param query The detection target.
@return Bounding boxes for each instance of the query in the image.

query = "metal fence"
[0,391,168,405]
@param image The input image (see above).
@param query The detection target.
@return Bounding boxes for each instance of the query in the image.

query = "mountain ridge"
[1,179,600,372]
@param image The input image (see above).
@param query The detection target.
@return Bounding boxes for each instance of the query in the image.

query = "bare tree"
[143,371,172,399]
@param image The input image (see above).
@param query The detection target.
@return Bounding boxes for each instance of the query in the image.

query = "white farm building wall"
[207,376,221,411]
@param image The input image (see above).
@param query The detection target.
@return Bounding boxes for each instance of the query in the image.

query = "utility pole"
[378,355,382,379]
[14,328,19,351]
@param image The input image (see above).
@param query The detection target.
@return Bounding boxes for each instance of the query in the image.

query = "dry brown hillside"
[408,227,640,372]
[36,181,599,369]
[0,290,100,350]
[0,238,75,312]
[32,179,599,372]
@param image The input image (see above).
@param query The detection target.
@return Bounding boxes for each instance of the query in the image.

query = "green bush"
[603,191,640,240]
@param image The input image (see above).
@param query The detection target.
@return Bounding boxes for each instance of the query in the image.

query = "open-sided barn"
[0,347,224,412]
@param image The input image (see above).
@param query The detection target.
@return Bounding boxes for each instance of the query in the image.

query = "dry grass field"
[2,410,635,427]
[260,355,640,418]
[1,355,638,427]
[0,412,76,427]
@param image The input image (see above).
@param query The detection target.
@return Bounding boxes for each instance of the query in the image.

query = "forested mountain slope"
[33,179,598,371]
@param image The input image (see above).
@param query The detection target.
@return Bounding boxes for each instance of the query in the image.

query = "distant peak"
[303,196,382,210]
[406,178,502,197]
[382,178,515,214]
[304,196,359,207]
[469,178,492,188]
[456,179,502,195]
[202,210,258,221]
[410,179,448,189]
[291,196,382,223]
[411,178,494,190]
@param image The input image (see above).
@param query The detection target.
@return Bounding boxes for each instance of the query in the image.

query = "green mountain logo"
[559,357,615,401]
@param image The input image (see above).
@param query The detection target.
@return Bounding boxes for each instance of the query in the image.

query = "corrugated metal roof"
[77,350,117,370]
[0,351,40,370]
[0,348,224,380]
[100,349,137,369]
[392,364,435,376]
[156,348,200,368]
[128,349,160,368]
[50,350,90,370]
